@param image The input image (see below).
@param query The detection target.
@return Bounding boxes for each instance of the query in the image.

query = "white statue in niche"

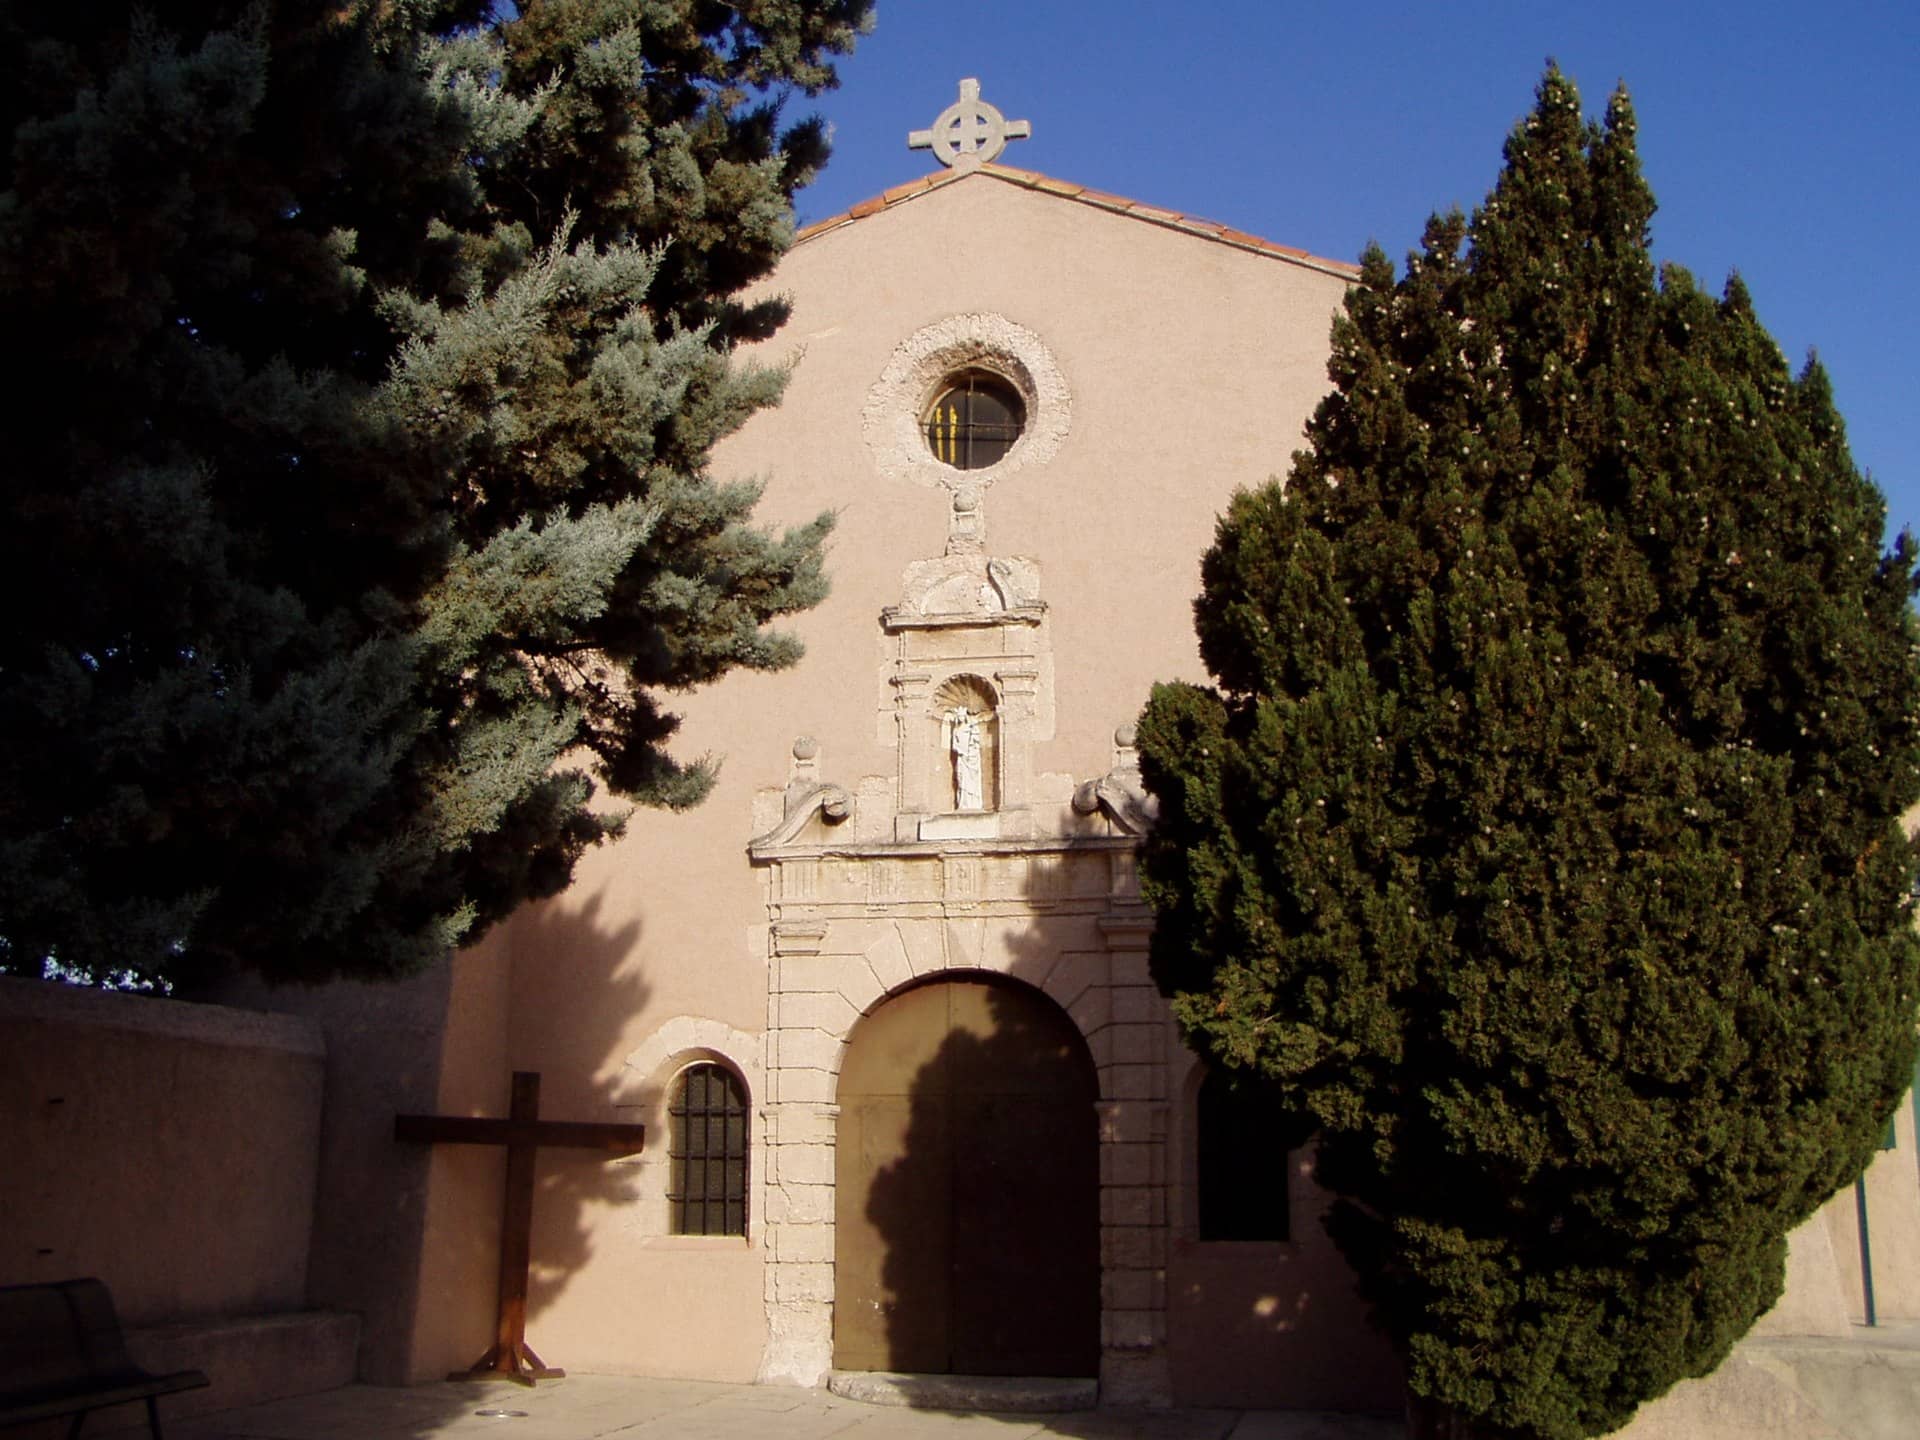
[945,707,985,811]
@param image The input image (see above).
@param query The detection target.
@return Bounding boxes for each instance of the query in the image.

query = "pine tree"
[0,0,870,988]
[1137,68,1920,1439]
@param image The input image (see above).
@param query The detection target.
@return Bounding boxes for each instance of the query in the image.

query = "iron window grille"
[668,1063,748,1236]
[924,369,1025,470]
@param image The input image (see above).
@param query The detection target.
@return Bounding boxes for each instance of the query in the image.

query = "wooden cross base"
[396,1071,645,1388]
[452,1338,562,1386]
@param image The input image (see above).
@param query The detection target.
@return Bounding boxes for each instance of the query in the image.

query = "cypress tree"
[1137,67,1920,1439]
[0,1,870,988]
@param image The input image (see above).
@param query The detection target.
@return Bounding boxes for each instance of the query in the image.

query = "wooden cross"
[394,1071,645,1384]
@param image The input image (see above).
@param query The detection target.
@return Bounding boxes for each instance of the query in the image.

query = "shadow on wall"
[834,850,1117,1395]
[833,841,1401,1410]
[842,972,1101,1381]
[489,891,651,1332]
[1166,1066,1400,1410]
[213,886,650,1389]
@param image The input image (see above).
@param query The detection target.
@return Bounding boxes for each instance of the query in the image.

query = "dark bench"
[0,1279,209,1438]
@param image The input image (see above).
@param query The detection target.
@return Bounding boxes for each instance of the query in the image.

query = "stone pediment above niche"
[883,553,1043,630]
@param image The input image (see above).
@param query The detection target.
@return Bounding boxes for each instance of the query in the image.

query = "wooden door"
[834,976,1099,1376]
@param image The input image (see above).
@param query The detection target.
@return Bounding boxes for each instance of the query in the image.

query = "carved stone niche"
[933,675,998,817]
[882,556,1052,844]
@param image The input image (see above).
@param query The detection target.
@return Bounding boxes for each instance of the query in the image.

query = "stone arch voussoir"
[615,1017,763,1108]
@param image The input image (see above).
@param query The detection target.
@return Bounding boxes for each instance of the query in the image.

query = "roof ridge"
[793,164,1360,279]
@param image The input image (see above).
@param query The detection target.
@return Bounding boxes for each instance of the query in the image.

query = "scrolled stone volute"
[748,783,855,855]
[1072,771,1158,836]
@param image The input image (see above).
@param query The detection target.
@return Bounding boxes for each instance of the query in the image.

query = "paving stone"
[828,1371,1095,1412]
[162,1375,1274,1440]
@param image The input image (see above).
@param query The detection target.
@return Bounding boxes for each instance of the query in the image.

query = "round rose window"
[923,369,1026,471]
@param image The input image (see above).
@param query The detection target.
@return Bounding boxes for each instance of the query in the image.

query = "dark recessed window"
[1197,1069,1312,1242]
[924,369,1025,470]
[669,1063,748,1236]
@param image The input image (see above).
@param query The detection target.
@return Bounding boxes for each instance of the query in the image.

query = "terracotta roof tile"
[793,164,1358,279]
[881,176,939,205]
[1219,227,1277,252]
[793,216,841,243]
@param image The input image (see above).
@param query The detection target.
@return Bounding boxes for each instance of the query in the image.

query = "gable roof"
[795,163,1361,281]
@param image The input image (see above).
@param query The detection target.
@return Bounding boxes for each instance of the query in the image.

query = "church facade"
[387,88,1920,1415]
[404,89,1409,1409]
[7,82,1919,1436]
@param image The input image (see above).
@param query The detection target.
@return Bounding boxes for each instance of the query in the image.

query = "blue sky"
[791,2,1919,545]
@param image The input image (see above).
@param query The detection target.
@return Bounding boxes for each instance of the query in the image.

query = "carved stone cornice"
[748,833,1140,865]
[882,604,1046,632]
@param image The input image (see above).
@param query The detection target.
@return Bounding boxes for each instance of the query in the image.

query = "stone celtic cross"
[908,78,1031,170]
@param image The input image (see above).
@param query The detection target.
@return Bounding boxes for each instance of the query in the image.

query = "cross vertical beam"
[395,1070,646,1384]
[908,78,1031,170]
[491,1071,541,1378]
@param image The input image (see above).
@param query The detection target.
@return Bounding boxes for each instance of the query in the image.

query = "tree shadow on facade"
[484,893,651,1334]
[828,830,1400,1415]
[840,970,1101,1387]
[209,888,647,1399]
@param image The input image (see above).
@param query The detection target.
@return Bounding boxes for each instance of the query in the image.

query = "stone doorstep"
[106,1310,362,1427]
[828,1370,1098,1412]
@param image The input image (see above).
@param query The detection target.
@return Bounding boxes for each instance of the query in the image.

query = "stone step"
[828,1370,1098,1412]
[117,1310,360,1425]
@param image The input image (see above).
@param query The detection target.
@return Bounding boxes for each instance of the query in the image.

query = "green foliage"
[0,0,870,988]
[1138,67,1920,1439]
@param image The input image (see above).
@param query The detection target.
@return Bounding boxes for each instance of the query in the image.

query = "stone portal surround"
[752,843,1174,1405]
[751,304,1175,1397]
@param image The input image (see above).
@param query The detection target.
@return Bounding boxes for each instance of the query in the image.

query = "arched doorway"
[834,974,1099,1376]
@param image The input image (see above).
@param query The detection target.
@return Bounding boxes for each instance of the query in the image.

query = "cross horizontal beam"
[393,1071,645,1384]
[392,1115,645,1152]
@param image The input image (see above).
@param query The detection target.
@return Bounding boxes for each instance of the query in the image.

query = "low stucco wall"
[1617,1324,1920,1440]
[214,957,474,1386]
[1819,1088,1920,1323]
[0,977,324,1326]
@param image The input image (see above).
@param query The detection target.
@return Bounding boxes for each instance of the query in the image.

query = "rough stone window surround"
[615,1020,764,1244]
[864,312,1071,492]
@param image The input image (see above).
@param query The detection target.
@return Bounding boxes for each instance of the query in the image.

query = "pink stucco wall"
[0,977,323,1326]
[403,166,1920,1410]
[415,169,1359,1397]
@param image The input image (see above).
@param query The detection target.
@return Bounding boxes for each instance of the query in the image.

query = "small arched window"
[669,1063,749,1236]
[1196,1069,1311,1242]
